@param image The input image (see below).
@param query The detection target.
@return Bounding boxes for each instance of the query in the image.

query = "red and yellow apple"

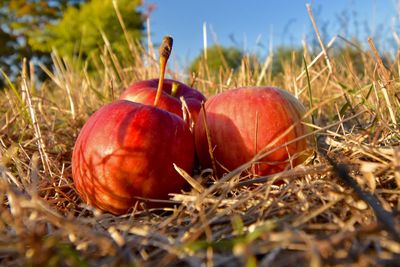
[72,100,194,214]
[195,87,309,177]
[120,78,206,123]
[71,36,195,215]
[120,35,205,123]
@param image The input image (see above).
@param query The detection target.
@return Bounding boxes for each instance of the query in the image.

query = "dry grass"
[1,12,400,267]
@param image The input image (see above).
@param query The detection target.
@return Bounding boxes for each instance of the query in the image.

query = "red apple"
[195,87,309,177]
[120,78,206,123]
[72,100,194,214]
[72,36,195,215]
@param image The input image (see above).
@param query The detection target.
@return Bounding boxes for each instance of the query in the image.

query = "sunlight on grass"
[0,4,400,266]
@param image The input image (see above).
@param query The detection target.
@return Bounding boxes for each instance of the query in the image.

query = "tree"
[0,0,144,87]
[0,0,84,86]
[331,39,366,75]
[29,0,144,62]
[190,45,243,75]
[271,46,304,75]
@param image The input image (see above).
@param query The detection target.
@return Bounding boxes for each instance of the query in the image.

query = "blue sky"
[143,0,398,68]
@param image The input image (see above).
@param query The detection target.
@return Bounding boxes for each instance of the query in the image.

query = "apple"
[71,36,195,214]
[195,87,309,177]
[120,36,205,124]
[120,78,206,123]
[72,100,194,214]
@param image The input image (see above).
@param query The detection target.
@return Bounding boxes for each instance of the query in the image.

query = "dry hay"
[0,23,400,267]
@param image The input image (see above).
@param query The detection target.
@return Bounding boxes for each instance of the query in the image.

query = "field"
[1,19,400,266]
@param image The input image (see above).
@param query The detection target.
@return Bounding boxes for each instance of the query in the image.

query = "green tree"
[331,39,365,75]
[0,0,84,86]
[190,45,243,75]
[271,46,304,75]
[29,0,144,62]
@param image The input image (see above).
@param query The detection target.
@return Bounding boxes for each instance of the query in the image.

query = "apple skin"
[120,79,206,123]
[195,87,309,177]
[72,100,194,215]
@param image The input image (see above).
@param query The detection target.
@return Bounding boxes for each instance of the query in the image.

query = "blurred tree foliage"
[0,0,144,87]
[332,39,366,75]
[271,41,367,76]
[189,42,369,84]
[0,0,83,85]
[190,45,243,75]
[29,0,144,62]
[271,46,304,75]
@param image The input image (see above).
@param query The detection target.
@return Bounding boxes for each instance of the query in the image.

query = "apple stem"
[154,36,173,106]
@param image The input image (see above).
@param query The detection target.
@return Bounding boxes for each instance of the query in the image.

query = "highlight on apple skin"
[195,86,310,177]
[72,100,194,215]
